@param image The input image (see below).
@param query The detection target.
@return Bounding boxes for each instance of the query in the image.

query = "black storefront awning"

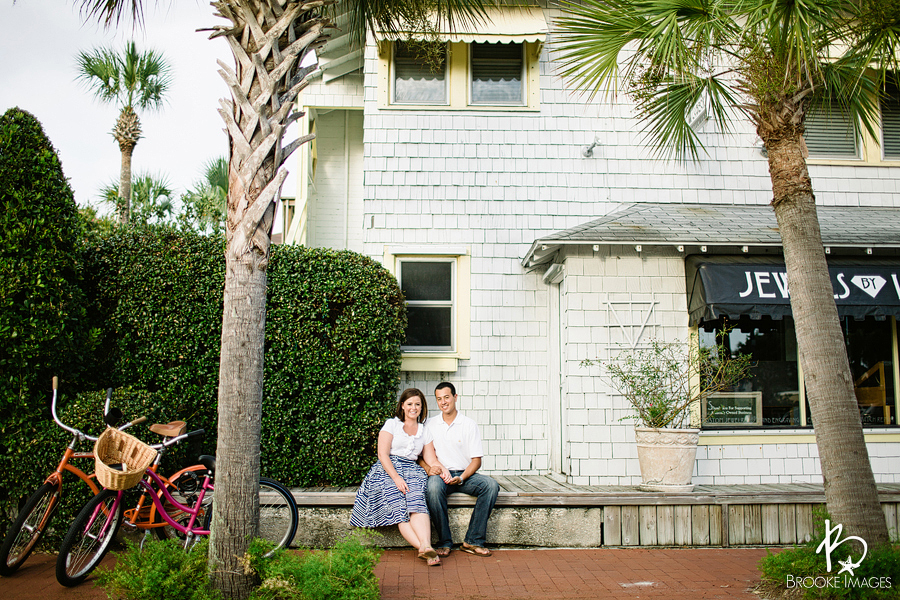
[686,256,900,325]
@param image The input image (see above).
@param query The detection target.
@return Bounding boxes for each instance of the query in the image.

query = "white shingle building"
[282,4,900,486]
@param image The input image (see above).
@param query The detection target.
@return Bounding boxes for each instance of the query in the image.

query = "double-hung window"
[392,41,448,105]
[470,42,524,105]
[399,258,455,351]
[387,247,471,371]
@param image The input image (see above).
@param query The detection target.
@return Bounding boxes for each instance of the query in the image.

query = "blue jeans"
[425,471,499,548]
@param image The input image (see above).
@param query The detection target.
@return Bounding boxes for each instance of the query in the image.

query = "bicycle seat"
[199,455,216,474]
[149,421,187,437]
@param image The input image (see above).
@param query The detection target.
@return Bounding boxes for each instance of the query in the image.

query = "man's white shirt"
[424,413,484,471]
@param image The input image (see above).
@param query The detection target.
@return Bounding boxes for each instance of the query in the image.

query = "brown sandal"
[460,543,492,557]
[417,548,438,561]
[435,547,451,557]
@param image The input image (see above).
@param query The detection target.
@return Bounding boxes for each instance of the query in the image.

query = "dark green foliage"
[96,538,223,600]
[0,107,89,448]
[264,247,405,485]
[95,535,381,600]
[79,225,225,429]
[250,533,382,600]
[2,226,404,543]
[757,511,900,599]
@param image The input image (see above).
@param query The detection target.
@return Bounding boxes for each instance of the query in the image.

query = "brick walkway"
[1,547,770,600]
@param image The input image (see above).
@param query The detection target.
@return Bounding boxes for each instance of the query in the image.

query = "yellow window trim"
[699,431,900,445]
[384,246,471,372]
[378,41,541,111]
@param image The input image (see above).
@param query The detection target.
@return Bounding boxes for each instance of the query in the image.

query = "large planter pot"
[634,427,700,493]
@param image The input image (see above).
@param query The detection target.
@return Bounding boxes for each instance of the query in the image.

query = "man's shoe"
[460,543,492,557]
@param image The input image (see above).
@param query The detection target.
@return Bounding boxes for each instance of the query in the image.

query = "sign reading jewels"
[702,392,763,427]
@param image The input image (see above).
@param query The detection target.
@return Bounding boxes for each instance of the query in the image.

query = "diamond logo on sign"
[850,275,886,298]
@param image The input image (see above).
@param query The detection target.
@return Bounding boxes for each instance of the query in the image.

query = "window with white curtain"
[470,42,524,105]
[392,41,447,104]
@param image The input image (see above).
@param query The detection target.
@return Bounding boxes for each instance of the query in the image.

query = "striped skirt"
[349,455,429,528]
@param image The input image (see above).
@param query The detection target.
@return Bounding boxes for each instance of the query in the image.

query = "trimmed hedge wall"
[0,107,88,439]
[1,225,406,542]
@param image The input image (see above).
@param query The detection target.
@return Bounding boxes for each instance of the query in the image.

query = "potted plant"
[583,330,752,492]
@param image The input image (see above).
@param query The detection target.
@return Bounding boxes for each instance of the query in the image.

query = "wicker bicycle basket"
[94,427,158,490]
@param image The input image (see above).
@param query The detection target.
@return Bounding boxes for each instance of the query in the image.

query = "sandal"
[435,547,451,557]
[417,548,438,561]
[426,556,442,566]
[460,543,492,557]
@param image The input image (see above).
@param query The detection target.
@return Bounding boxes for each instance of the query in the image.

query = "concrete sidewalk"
[1,547,771,599]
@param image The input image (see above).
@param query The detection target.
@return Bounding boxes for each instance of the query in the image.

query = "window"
[387,247,471,371]
[804,102,859,158]
[882,80,900,160]
[470,42,524,105]
[399,259,455,351]
[393,41,447,104]
[700,316,898,429]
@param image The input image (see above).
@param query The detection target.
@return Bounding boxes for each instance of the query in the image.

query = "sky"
[0,1,297,219]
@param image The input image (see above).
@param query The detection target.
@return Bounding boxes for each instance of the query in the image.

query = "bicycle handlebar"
[150,428,205,451]
[50,378,147,442]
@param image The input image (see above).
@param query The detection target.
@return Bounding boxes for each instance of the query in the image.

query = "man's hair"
[434,381,456,396]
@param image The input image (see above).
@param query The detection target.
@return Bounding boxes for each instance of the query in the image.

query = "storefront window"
[701,316,897,428]
[843,317,895,426]
[700,317,801,427]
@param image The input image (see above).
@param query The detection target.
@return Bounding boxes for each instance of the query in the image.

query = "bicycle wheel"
[197,478,297,556]
[0,482,59,576]
[258,478,298,554]
[56,489,122,587]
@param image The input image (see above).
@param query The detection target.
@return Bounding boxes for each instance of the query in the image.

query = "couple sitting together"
[349,382,500,566]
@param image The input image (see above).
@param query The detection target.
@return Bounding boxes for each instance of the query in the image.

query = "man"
[421,382,500,557]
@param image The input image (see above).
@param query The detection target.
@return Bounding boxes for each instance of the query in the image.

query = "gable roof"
[522,202,900,269]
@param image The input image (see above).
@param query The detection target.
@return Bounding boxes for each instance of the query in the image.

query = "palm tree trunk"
[766,133,889,546]
[208,243,266,597]
[206,3,324,597]
[114,105,142,225]
[118,143,134,224]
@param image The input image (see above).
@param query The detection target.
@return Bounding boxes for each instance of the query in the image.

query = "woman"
[350,388,449,566]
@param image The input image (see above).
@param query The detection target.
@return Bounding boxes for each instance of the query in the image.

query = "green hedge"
[0,108,88,444]
[1,225,405,542]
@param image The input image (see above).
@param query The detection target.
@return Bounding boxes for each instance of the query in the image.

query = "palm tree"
[181,157,228,234]
[555,0,898,546]
[76,40,173,224]
[74,1,494,597]
[100,171,175,225]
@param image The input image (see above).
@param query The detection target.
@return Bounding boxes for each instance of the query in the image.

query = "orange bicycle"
[0,378,144,576]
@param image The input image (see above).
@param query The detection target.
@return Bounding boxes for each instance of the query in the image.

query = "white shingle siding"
[295,11,900,484]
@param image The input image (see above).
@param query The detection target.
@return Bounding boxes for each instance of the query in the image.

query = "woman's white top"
[381,417,433,460]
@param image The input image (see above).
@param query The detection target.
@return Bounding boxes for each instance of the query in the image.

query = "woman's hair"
[394,388,427,423]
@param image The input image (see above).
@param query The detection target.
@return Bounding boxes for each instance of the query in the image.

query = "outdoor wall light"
[592,245,600,252]
[825,247,831,254]
[742,245,749,253]
[701,245,707,252]
[867,248,873,255]
[583,136,602,157]
[677,245,684,252]
[635,245,642,252]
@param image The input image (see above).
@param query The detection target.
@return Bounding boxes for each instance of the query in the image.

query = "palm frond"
[77,0,145,28]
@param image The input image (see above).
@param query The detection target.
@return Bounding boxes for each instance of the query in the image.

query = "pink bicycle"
[55,424,298,587]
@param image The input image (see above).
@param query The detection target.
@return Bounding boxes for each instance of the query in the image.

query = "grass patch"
[755,513,900,599]
[95,534,382,600]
